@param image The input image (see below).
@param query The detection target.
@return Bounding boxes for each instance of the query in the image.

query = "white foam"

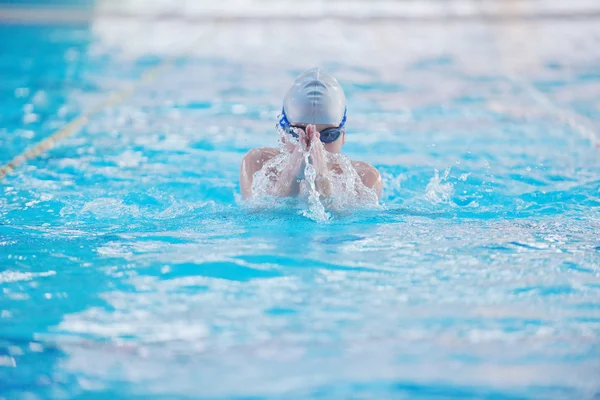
[425,168,455,205]
[246,142,380,222]
[0,270,56,284]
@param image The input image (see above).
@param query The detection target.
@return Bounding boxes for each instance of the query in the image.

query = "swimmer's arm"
[366,170,383,200]
[307,126,334,198]
[240,149,264,199]
[270,127,311,197]
[240,148,279,199]
[273,144,305,197]
[315,174,333,198]
[312,151,333,198]
[355,162,383,200]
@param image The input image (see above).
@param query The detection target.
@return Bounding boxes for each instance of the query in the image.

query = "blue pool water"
[1,14,600,399]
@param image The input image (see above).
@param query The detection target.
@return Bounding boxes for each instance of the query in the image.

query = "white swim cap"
[282,67,346,126]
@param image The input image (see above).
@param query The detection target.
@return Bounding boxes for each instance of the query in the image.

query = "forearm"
[308,145,333,198]
[240,149,263,199]
[272,147,305,197]
[315,173,333,197]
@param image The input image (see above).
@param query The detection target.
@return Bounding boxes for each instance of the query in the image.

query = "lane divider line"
[0,59,172,181]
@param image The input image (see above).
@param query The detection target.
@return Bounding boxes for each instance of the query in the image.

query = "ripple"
[1,16,600,400]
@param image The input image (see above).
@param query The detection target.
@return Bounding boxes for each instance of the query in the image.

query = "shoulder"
[239,147,281,199]
[242,147,279,165]
[352,160,383,197]
[243,147,279,159]
[352,161,381,182]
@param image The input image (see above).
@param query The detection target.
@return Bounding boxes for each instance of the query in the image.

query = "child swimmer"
[240,67,382,203]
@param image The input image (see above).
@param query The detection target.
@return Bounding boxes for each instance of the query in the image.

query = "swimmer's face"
[310,124,345,153]
[303,123,338,132]
[322,128,345,153]
[285,123,346,153]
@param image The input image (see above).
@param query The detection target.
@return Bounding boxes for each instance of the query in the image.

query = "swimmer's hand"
[276,125,331,197]
[282,126,309,152]
[298,126,310,151]
[306,125,325,171]
[306,125,333,197]
[274,127,308,196]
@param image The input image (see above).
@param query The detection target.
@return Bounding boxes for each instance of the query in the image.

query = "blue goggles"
[278,107,347,144]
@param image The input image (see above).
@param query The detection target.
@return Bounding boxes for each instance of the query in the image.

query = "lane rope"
[0,55,173,181]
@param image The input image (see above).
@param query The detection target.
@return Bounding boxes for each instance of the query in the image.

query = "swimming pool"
[1,5,600,399]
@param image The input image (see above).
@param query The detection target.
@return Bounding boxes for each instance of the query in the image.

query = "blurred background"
[1,1,600,399]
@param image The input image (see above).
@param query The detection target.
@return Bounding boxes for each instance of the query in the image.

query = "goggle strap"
[280,107,347,129]
[340,107,347,128]
[279,107,290,130]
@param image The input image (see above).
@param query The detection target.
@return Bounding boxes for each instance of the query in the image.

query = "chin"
[324,144,342,153]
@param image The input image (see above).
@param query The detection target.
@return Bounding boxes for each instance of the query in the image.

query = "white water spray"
[246,137,380,222]
[425,167,454,204]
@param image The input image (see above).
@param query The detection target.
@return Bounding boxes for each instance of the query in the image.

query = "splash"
[425,167,454,204]
[245,140,380,222]
[324,152,380,211]
[299,149,331,222]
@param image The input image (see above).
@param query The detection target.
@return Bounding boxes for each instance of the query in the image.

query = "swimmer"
[240,67,382,201]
